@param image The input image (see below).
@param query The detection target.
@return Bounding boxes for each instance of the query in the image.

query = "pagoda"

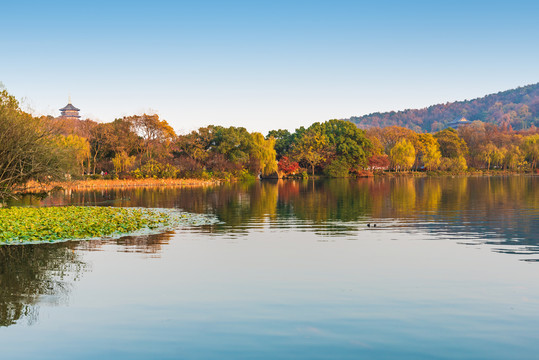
[446,117,470,129]
[59,100,81,120]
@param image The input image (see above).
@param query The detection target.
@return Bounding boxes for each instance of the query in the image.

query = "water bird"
[367,223,370,227]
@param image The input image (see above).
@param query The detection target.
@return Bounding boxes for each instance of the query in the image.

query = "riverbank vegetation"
[1,85,538,199]
[0,206,217,245]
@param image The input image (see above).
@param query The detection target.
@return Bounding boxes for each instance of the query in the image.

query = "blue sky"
[1,0,538,133]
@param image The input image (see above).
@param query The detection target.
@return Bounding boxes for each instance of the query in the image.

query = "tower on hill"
[446,117,470,129]
[59,99,80,120]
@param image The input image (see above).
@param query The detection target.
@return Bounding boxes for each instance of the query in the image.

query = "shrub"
[439,156,468,172]
[238,169,257,182]
[324,158,351,178]
[131,160,179,179]
[278,156,300,175]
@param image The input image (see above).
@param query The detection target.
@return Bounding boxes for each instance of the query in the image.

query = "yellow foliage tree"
[250,132,278,176]
[112,151,136,174]
[390,139,416,172]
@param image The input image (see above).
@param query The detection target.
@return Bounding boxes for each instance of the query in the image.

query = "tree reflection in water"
[9,175,539,256]
[1,176,538,327]
[76,232,174,256]
[0,243,87,327]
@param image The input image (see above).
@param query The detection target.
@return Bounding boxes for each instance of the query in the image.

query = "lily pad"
[0,206,218,245]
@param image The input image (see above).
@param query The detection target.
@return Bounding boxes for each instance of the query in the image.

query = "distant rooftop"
[446,117,471,129]
[59,103,80,112]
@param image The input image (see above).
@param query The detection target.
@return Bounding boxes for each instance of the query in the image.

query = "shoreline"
[16,178,222,194]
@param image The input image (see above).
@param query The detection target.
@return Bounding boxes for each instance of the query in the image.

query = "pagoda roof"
[446,117,471,129]
[59,103,80,111]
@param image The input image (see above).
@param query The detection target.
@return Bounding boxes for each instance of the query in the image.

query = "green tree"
[324,158,351,178]
[174,126,214,164]
[212,126,253,164]
[319,119,373,170]
[266,129,293,159]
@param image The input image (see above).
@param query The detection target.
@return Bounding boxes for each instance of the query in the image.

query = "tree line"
[1,86,538,198]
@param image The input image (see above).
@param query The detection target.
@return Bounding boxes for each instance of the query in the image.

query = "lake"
[1,176,538,359]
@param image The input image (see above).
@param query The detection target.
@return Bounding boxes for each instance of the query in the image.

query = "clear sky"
[1,0,538,134]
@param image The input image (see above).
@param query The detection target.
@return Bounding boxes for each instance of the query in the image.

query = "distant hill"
[347,83,539,132]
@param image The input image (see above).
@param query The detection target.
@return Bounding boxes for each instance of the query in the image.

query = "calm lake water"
[1,176,538,359]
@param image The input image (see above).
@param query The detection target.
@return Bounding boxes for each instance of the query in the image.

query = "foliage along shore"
[1,85,538,199]
[0,206,217,245]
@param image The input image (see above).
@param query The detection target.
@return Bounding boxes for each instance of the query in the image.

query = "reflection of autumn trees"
[32,178,538,231]
[416,179,442,211]
[0,243,86,327]
[16,177,538,245]
[390,178,417,214]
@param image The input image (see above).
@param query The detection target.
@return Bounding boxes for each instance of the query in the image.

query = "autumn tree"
[112,151,136,174]
[110,117,142,157]
[368,154,390,170]
[174,126,214,165]
[434,128,468,159]
[89,123,115,174]
[292,125,329,176]
[277,156,300,175]
[368,126,418,155]
[504,145,524,170]
[417,133,441,171]
[55,134,91,176]
[0,88,64,198]
[390,139,416,171]
[478,143,497,170]
[522,134,539,171]
[130,114,176,161]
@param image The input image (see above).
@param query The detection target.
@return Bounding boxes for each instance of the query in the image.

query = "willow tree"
[504,144,524,170]
[250,133,278,176]
[478,143,498,170]
[0,88,63,198]
[390,139,416,171]
[54,134,91,176]
[522,134,539,171]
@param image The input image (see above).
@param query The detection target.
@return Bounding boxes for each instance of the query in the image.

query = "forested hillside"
[348,83,539,132]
